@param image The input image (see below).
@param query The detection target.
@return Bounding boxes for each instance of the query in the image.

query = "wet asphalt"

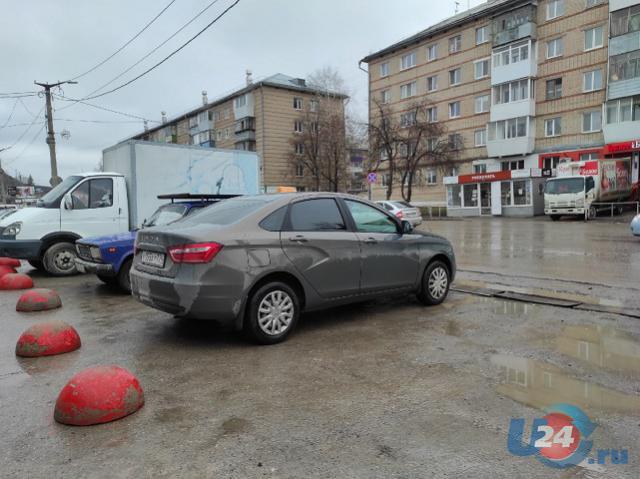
[1,216,639,478]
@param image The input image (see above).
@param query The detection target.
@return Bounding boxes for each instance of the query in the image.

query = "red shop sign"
[457,170,512,184]
[605,140,640,154]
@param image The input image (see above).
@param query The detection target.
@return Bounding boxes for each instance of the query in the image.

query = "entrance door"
[480,183,492,215]
[491,182,502,216]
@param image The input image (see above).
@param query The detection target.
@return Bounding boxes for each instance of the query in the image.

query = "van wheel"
[117,259,133,293]
[588,206,597,220]
[244,281,300,345]
[43,242,78,276]
[417,260,450,306]
[28,259,44,271]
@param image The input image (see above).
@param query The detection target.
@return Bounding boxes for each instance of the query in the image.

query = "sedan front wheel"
[417,260,450,306]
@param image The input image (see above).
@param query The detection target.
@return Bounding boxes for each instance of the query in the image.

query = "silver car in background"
[376,200,423,227]
[130,193,455,344]
[631,214,640,237]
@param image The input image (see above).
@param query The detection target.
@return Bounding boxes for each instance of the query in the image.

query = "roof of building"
[131,73,348,139]
[360,0,529,63]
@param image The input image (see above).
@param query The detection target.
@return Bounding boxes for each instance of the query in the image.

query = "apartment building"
[362,0,639,216]
[132,73,347,192]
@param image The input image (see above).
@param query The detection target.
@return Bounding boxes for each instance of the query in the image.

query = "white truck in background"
[0,141,260,275]
[544,159,632,221]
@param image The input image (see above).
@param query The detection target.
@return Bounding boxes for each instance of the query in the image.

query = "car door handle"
[289,235,308,243]
[364,237,377,244]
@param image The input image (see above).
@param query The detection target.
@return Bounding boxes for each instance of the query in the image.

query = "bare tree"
[368,99,459,202]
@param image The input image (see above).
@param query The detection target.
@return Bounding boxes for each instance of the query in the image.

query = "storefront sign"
[456,170,512,184]
[605,140,640,154]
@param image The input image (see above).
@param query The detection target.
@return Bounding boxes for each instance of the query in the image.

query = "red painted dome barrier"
[0,273,33,290]
[0,265,17,278]
[16,288,62,312]
[0,257,21,268]
[15,320,81,357]
[54,366,145,426]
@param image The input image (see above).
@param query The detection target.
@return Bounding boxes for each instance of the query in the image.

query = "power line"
[68,0,178,82]
[3,105,45,151]
[3,122,47,167]
[65,0,240,103]
[53,93,159,122]
[0,99,19,130]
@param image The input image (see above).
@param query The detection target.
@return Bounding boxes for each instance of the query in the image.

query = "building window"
[493,79,531,105]
[584,25,604,50]
[400,81,417,99]
[449,101,461,118]
[582,110,602,132]
[234,94,247,108]
[476,26,488,44]
[609,51,640,83]
[449,68,461,86]
[381,89,391,104]
[449,35,462,53]
[400,52,417,70]
[380,62,389,77]
[606,96,640,124]
[310,100,319,112]
[546,38,563,59]
[492,41,529,67]
[544,117,562,137]
[546,78,562,100]
[294,120,304,133]
[295,162,304,177]
[502,160,525,171]
[293,97,303,110]
[513,180,531,205]
[224,128,230,139]
[474,164,487,173]
[583,70,602,92]
[427,106,438,122]
[585,0,603,8]
[224,108,230,119]
[611,6,640,38]
[426,137,437,151]
[543,156,561,170]
[400,111,417,127]
[475,94,489,113]
[427,75,438,92]
[474,59,489,79]
[427,43,438,61]
[474,129,487,146]
[547,0,564,20]
[488,117,528,140]
[580,153,599,161]
[425,169,437,185]
[295,143,304,155]
[448,133,463,149]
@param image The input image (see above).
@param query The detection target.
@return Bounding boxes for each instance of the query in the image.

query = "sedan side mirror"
[63,194,73,211]
[401,220,414,234]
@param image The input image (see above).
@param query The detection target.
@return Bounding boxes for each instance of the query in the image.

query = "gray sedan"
[130,193,456,344]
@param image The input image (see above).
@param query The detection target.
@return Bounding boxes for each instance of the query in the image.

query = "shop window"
[448,185,462,207]
[513,180,531,205]
[501,182,512,206]
[463,184,478,207]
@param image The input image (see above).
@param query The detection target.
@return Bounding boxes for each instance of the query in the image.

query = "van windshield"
[36,176,83,208]
[545,178,585,195]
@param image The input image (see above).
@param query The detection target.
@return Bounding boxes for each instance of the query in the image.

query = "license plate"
[141,251,166,268]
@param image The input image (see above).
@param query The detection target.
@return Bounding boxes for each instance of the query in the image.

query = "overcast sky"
[0,0,485,185]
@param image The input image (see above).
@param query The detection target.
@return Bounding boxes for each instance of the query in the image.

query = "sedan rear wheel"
[245,281,300,344]
[417,260,450,306]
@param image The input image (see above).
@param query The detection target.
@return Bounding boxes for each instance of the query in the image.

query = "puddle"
[491,354,640,416]
[555,325,640,375]
[476,296,537,317]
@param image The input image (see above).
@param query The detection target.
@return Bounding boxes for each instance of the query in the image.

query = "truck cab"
[544,175,596,221]
[0,173,129,275]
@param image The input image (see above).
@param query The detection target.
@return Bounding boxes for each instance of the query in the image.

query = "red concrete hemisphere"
[0,257,21,268]
[15,320,81,357]
[16,288,62,312]
[0,273,34,290]
[54,365,145,426]
[0,265,17,278]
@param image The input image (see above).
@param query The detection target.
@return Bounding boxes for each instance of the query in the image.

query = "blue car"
[631,214,640,237]
[75,195,232,291]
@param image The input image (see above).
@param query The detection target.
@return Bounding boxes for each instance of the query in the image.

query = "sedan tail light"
[395,210,404,219]
[168,242,223,264]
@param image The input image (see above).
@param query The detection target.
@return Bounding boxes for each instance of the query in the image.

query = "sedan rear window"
[179,198,272,226]
[288,199,346,231]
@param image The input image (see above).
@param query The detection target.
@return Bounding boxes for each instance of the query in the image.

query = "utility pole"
[34,80,77,187]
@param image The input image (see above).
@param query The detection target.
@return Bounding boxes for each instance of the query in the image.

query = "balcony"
[234,130,256,142]
[491,79,536,122]
[486,117,535,157]
[493,22,537,48]
[491,98,535,122]
[491,40,536,86]
[611,0,640,12]
[610,30,640,57]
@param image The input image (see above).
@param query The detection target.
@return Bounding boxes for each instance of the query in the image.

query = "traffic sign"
[367,172,377,184]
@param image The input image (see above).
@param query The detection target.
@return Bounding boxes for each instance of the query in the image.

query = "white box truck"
[0,141,260,275]
[544,159,632,221]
